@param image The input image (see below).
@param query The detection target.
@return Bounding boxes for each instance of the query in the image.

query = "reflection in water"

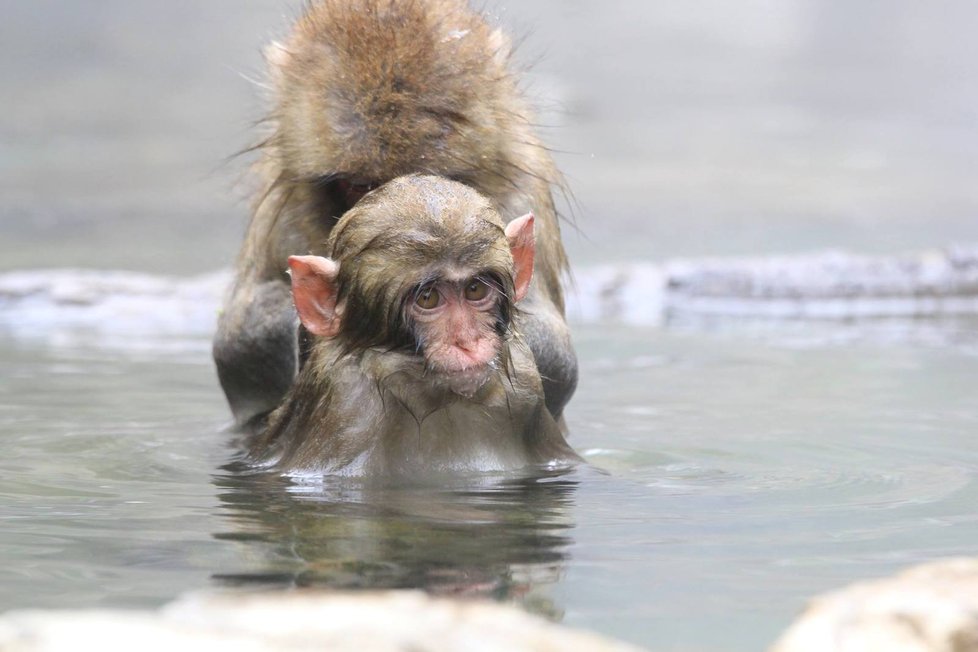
[211,467,581,619]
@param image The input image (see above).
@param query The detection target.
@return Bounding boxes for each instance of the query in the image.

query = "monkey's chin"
[436,364,494,399]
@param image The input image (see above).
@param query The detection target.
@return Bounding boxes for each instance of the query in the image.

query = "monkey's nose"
[454,337,477,352]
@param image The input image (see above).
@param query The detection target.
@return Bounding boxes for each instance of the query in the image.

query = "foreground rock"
[0,590,645,652]
[770,557,978,652]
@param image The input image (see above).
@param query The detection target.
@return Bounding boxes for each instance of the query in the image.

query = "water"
[4,0,978,650]
[2,321,977,650]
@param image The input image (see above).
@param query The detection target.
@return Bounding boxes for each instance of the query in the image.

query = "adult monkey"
[214,0,577,429]
[250,176,579,475]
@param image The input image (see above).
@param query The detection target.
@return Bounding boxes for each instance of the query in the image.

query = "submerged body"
[214,0,578,430]
[250,176,579,477]
[254,337,573,476]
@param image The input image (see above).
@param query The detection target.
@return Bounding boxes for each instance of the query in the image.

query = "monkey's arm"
[213,277,298,430]
[514,282,578,422]
[496,174,578,422]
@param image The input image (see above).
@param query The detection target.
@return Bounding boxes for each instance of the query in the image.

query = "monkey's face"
[406,274,507,398]
[290,176,535,399]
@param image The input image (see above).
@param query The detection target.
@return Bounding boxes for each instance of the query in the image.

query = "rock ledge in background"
[1,245,977,340]
[569,244,978,323]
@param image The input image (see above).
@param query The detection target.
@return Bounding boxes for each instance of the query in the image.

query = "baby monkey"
[250,176,580,477]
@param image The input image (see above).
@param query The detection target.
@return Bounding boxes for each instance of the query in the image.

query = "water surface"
[2,321,976,650]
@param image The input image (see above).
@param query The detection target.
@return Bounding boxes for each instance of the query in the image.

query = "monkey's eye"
[464,279,490,302]
[416,287,441,310]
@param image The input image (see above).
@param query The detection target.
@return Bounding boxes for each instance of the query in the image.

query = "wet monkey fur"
[214,0,578,430]
[250,176,580,476]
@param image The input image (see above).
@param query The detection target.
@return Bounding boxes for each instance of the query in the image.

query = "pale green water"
[2,322,977,650]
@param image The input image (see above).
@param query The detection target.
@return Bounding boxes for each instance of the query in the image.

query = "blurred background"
[4,0,978,274]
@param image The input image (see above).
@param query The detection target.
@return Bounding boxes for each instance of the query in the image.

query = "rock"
[0,590,646,652]
[3,245,978,344]
[662,246,978,319]
[770,557,978,652]
[0,269,230,353]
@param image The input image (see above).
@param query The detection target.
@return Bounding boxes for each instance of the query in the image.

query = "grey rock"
[0,590,647,652]
[770,557,978,652]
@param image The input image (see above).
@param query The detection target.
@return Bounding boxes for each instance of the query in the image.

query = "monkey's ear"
[505,213,535,303]
[287,255,342,338]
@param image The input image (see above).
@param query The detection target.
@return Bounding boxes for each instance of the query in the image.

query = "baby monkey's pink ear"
[504,213,535,303]
[287,255,342,338]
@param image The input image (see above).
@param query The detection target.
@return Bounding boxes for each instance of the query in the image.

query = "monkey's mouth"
[434,362,495,398]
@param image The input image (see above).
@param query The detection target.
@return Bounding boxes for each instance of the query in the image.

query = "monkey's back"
[272,1,522,182]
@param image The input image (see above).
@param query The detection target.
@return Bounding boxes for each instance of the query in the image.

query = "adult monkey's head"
[287,175,535,397]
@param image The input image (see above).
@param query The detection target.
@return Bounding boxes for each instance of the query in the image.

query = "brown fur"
[251,176,579,477]
[215,0,577,428]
